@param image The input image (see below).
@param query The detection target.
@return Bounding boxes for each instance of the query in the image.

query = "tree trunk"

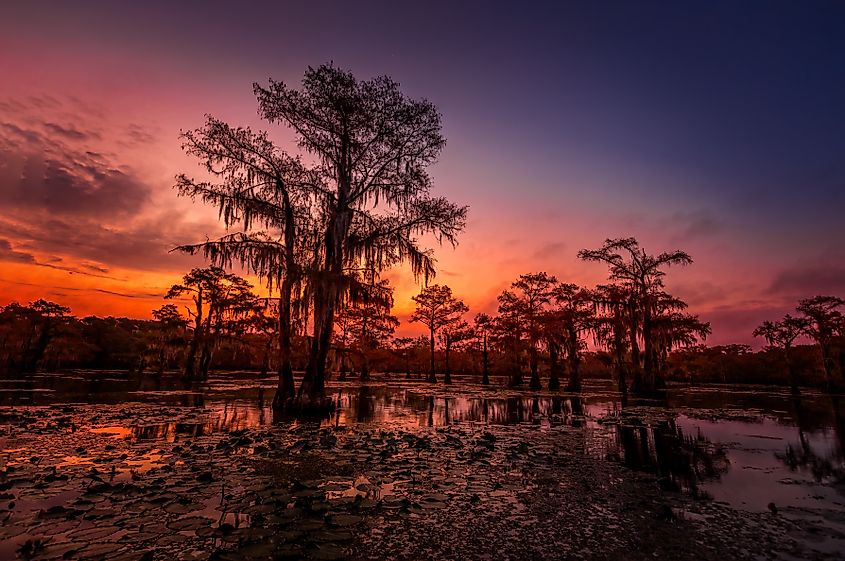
[157,346,166,376]
[444,338,452,384]
[360,351,371,382]
[548,342,560,390]
[297,201,350,413]
[785,345,800,396]
[273,190,298,410]
[26,327,51,373]
[481,334,490,386]
[339,351,348,381]
[509,346,524,387]
[627,298,643,392]
[272,288,296,409]
[821,343,836,393]
[566,353,581,392]
[641,302,655,394]
[199,342,214,379]
[528,339,540,390]
[184,291,202,381]
[566,338,582,393]
[614,326,628,397]
[427,328,437,383]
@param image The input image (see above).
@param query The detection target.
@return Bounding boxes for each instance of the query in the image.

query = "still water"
[2,371,844,519]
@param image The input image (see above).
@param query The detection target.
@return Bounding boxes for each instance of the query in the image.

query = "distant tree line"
[2,267,842,394]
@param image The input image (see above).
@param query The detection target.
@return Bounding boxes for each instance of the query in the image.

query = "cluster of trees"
[173,63,466,412]
[755,295,845,394]
[0,288,272,377]
[0,300,73,374]
[3,281,843,399]
[405,238,710,396]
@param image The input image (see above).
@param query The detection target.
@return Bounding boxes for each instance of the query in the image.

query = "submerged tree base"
[272,394,336,418]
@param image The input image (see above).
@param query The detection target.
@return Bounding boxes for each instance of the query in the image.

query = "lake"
[1,371,844,558]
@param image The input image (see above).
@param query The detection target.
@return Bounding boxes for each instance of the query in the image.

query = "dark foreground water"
[3,371,844,516]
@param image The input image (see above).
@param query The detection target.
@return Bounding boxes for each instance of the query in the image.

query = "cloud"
[0,95,210,277]
[0,212,210,273]
[124,123,159,146]
[0,277,162,300]
[702,303,791,346]
[0,122,42,143]
[668,210,722,242]
[531,241,567,261]
[0,123,150,217]
[44,122,100,141]
[0,237,118,279]
[770,264,845,299]
[0,239,36,263]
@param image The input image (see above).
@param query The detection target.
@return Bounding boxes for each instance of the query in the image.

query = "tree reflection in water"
[608,418,730,498]
[779,395,845,486]
[9,372,845,509]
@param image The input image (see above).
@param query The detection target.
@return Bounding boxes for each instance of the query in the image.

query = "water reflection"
[3,371,845,516]
[606,418,730,498]
[779,395,845,488]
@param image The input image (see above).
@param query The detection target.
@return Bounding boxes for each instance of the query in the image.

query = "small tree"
[439,320,474,384]
[410,284,468,383]
[547,283,594,392]
[579,238,693,394]
[392,337,416,379]
[248,301,279,376]
[474,313,494,385]
[797,296,844,392]
[590,284,632,396]
[0,300,71,374]
[497,272,557,388]
[345,303,399,381]
[754,314,810,395]
[649,292,710,381]
[150,304,189,375]
[166,267,260,380]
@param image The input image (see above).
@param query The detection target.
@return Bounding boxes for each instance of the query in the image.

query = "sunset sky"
[1,1,844,345]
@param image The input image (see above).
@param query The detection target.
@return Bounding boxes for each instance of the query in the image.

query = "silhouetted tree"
[754,314,809,395]
[498,272,557,388]
[150,304,189,375]
[248,300,279,376]
[547,283,594,392]
[579,238,693,395]
[340,282,399,381]
[439,319,474,384]
[0,300,72,374]
[175,64,467,412]
[410,284,468,382]
[166,267,260,379]
[474,313,494,385]
[650,293,710,380]
[392,337,416,379]
[254,64,467,411]
[590,284,632,396]
[797,295,845,392]
[174,110,314,407]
